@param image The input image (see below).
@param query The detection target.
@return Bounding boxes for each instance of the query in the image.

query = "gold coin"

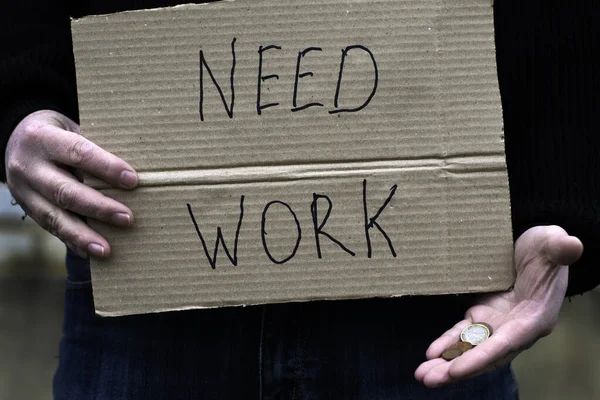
[441,342,473,361]
[441,347,463,361]
[460,323,492,345]
[455,341,474,352]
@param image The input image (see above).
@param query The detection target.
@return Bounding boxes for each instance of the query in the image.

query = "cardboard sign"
[71,0,514,316]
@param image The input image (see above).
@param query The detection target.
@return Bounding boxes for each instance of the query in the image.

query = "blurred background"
[0,183,599,399]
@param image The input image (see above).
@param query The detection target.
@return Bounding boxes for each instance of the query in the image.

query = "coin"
[455,341,474,352]
[441,347,463,361]
[477,322,493,336]
[441,342,473,361]
[460,323,492,345]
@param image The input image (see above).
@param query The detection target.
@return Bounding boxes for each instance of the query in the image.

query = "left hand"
[414,225,583,388]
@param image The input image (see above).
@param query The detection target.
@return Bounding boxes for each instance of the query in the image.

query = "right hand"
[4,110,138,259]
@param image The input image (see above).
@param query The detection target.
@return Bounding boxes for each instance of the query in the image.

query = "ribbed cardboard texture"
[71,0,514,316]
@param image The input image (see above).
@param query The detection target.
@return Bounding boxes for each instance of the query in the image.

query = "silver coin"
[460,323,491,345]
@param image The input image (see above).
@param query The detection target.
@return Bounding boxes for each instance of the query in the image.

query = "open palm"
[415,225,583,388]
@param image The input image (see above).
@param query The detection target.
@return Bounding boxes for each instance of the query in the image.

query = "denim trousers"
[53,249,519,399]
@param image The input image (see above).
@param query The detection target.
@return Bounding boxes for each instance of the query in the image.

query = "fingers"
[416,333,507,388]
[415,350,519,388]
[19,188,111,259]
[29,165,133,228]
[5,110,136,259]
[416,318,537,388]
[40,124,138,189]
[414,358,447,384]
[447,327,518,378]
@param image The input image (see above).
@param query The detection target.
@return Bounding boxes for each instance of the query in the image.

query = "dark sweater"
[1,0,599,296]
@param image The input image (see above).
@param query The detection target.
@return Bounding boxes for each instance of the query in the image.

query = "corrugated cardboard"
[71,0,514,316]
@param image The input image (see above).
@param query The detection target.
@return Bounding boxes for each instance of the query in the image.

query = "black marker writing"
[257,44,282,115]
[362,179,397,258]
[310,193,356,258]
[261,200,302,264]
[199,37,237,121]
[186,196,245,269]
[292,47,324,112]
[330,45,378,114]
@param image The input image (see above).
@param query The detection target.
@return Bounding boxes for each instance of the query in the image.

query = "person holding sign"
[1,0,598,399]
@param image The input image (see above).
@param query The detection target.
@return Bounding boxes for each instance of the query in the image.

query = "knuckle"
[20,120,45,143]
[43,209,62,238]
[5,176,20,196]
[545,225,565,236]
[55,182,75,210]
[68,138,93,166]
[5,157,25,177]
[93,151,114,178]
[70,232,88,248]
[93,207,108,222]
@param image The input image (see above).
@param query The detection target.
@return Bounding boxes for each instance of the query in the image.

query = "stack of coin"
[441,322,493,361]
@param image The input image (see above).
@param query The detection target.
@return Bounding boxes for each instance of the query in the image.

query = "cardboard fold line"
[86,155,507,189]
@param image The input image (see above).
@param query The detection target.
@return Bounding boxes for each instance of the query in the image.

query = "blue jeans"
[54,249,519,399]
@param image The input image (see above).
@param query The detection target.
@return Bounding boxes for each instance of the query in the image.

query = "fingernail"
[119,170,138,189]
[112,212,131,227]
[88,243,105,258]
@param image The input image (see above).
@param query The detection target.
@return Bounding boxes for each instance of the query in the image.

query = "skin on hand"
[4,110,138,259]
[414,225,583,388]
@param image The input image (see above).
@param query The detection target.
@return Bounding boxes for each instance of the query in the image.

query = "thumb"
[539,226,583,266]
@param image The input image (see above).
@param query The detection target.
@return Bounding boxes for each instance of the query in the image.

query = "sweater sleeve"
[496,0,600,296]
[0,1,80,183]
